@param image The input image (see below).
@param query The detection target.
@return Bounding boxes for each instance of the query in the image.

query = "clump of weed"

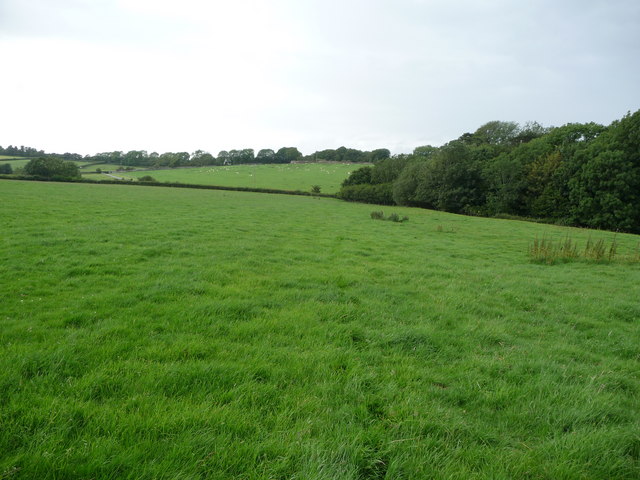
[387,213,408,223]
[138,175,156,182]
[530,235,580,264]
[529,234,635,264]
[608,236,618,261]
[529,236,553,263]
[559,235,579,259]
[370,211,408,223]
[436,225,456,233]
[583,236,607,261]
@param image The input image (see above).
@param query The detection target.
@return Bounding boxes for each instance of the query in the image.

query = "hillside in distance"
[83,162,358,194]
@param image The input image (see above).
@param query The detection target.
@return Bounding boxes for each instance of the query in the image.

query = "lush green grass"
[0,158,31,169]
[1,180,639,479]
[85,163,361,194]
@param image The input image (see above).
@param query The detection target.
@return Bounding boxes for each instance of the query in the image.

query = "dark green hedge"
[0,175,337,198]
[338,183,394,205]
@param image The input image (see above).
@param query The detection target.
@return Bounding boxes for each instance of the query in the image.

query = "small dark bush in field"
[138,175,156,182]
[311,185,321,194]
[386,213,409,223]
[370,211,408,222]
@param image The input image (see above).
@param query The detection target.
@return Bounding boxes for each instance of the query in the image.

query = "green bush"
[370,211,408,223]
[24,157,80,179]
[339,183,394,205]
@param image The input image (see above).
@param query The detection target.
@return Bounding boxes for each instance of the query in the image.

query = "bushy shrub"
[370,211,408,223]
[24,157,80,179]
[341,166,372,186]
[339,183,394,205]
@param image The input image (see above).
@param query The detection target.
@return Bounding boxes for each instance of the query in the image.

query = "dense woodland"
[340,110,640,233]
[2,109,639,232]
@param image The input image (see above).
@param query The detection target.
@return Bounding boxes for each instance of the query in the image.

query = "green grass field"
[0,158,31,169]
[84,163,361,194]
[1,180,639,479]
[78,163,131,171]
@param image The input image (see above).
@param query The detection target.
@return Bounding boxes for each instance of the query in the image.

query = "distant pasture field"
[87,163,361,193]
[0,158,31,169]
[1,180,639,479]
[79,163,132,171]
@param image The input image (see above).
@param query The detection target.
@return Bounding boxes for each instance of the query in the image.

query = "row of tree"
[306,147,390,163]
[3,144,390,168]
[87,146,389,167]
[87,148,304,167]
[339,110,640,233]
[0,145,46,157]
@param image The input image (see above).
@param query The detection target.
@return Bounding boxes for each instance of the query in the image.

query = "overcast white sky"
[1,0,639,156]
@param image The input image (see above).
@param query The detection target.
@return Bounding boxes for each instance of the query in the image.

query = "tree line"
[0,145,46,157]
[1,144,389,168]
[339,110,640,233]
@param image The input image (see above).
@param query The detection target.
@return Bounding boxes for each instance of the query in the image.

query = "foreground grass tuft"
[529,234,639,264]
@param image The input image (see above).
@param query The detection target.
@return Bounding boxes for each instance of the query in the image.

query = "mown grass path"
[1,181,639,479]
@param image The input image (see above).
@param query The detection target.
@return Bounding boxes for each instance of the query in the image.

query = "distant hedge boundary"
[0,175,337,198]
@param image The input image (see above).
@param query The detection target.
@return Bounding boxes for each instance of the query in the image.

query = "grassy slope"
[85,163,360,194]
[1,181,639,479]
[0,158,31,169]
